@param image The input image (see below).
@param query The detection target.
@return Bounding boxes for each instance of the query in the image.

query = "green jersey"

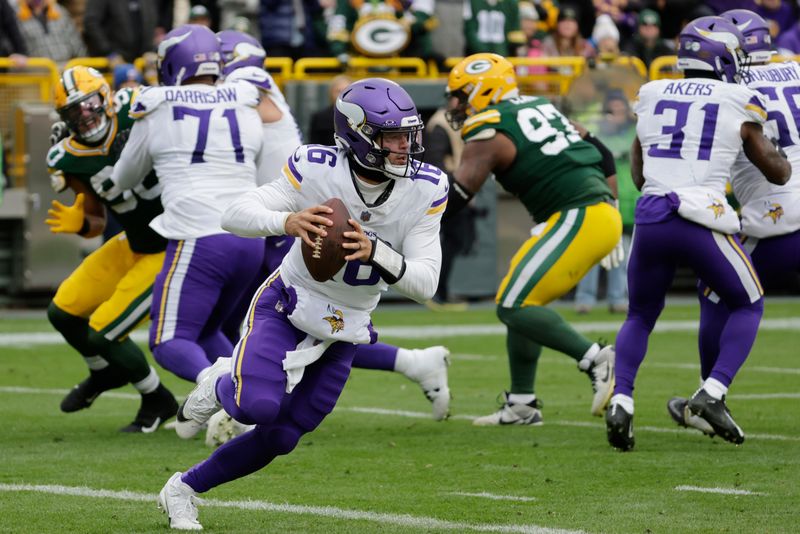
[46,88,166,254]
[462,95,613,222]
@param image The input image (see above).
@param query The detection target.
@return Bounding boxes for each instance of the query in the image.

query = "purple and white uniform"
[110,81,267,382]
[698,61,800,378]
[614,76,768,396]
[179,144,445,493]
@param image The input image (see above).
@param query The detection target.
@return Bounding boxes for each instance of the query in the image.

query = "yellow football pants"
[496,202,622,308]
[52,233,165,340]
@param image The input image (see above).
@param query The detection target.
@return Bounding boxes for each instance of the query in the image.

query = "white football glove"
[600,239,625,270]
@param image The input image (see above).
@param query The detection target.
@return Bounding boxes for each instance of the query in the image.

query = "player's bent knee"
[242,397,281,426]
[86,327,113,350]
[47,301,73,332]
[264,425,302,456]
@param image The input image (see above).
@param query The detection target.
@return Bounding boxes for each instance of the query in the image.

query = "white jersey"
[635,78,767,232]
[225,66,303,185]
[222,144,447,317]
[112,81,265,240]
[732,62,800,238]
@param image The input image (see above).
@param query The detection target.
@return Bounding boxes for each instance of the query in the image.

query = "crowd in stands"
[2,1,800,72]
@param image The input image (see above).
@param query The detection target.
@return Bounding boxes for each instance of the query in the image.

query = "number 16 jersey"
[635,78,767,197]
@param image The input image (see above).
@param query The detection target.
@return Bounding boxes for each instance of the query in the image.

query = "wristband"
[368,237,406,284]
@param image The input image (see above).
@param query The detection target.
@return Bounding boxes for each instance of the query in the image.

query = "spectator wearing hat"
[113,63,144,90]
[591,13,620,58]
[188,4,212,28]
[540,5,594,58]
[622,8,672,68]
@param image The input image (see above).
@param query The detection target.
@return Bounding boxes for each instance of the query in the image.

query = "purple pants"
[614,196,764,396]
[150,234,265,382]
[182,274,356,493]
[698,229,800,378]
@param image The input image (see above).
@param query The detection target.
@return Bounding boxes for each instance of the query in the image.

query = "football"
[301,198,354,282]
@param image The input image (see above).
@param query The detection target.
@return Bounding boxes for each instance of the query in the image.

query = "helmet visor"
[57,92,108,141]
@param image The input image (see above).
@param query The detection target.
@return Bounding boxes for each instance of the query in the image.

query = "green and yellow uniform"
[46,88,166,340]
[462,95,622,307]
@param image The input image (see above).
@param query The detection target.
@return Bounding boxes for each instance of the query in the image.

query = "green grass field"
[1,301,798,533]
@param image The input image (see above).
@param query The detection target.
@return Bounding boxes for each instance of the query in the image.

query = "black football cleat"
[606,402,635,451]
[687,389,744,445]
[60,367,129,413]
[120,384,179,433]
[667,397,715,437]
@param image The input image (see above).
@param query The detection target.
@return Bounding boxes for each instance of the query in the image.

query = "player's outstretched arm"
[741,122,791,185]
[221,180,306,239]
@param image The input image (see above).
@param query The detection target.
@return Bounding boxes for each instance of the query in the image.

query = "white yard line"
[0,483,583,534]
[448,491,537,502]
[3,317,800,346]
[1,387,799,442]
[674,485,766,496]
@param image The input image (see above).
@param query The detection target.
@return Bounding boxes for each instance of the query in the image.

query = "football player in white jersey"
[669,9,800,437]
[94,25,267,385]
[156,78,446,530]
[212,32,450,437]
[606,16,791,451]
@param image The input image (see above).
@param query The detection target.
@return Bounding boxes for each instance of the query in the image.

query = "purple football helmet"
[218,30,267,77]
[677,16,747,83]
[334,78,424,180]
[157,24,221,86]
[721,9,774,64]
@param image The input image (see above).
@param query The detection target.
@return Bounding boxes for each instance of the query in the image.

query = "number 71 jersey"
[635,78,767,196]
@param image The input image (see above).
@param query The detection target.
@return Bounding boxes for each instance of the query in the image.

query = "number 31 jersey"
[125,80,265,239]
[635,78,767,197]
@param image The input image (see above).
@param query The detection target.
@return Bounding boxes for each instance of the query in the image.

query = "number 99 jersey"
[635,78,767,197]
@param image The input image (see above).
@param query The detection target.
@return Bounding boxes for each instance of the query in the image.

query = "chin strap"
[369,237,406,284]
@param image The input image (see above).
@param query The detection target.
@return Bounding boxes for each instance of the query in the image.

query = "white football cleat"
[158,472,202,530]
[205,409,255,448]
[176,357,231,439]
[473,392,543,426]
[580,345,615,417]
[398,346,451,420]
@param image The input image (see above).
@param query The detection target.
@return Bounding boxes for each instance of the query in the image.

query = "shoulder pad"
[129,86,164,118]
[280,145,340,191]
[462,109,502,138]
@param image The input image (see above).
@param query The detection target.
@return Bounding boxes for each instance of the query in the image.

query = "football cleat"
[205,409,255,448]
[579,345,616,417]
[176,358,231,439]
[687,389,745,444]
[473,392,543,426]
[606,401,635,451]
[120,384,179,433]
[158,472,203,530]
[398,346,451,421]
[60,367,129,413]
[667,397,715,437]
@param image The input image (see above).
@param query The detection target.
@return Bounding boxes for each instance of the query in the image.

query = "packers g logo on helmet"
[55,66,114,145]
[445,53,519,130]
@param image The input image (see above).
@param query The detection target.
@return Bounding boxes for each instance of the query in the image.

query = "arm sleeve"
[109,119,152,190]
[221,178,298,237]
[392,211,442,302]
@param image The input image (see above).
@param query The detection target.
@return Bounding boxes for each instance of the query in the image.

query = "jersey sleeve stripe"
[282,162,302,190]
[745,96,767,120]
[429,193,448,208]
[426,200,448,215]
[462,110,501,136]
